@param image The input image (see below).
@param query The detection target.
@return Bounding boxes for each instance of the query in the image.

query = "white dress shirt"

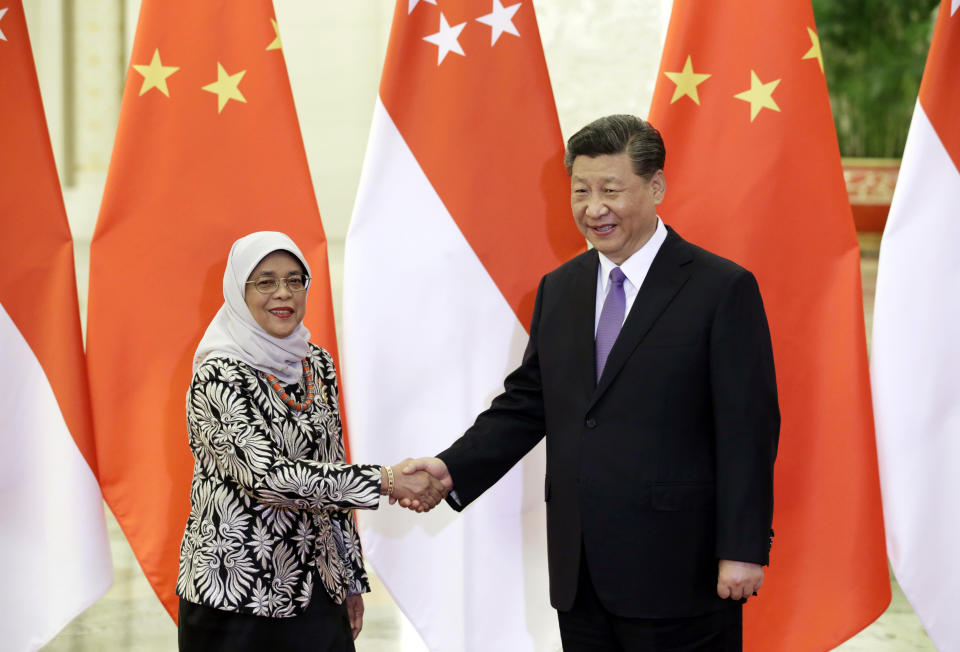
[594,217,668,335]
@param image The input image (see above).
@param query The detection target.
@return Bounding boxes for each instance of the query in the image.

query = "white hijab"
[193,231,312,384]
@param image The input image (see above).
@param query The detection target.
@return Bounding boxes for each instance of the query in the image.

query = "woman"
[177,231,443,651]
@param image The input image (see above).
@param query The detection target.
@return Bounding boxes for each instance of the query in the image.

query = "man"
[406,115,779,650]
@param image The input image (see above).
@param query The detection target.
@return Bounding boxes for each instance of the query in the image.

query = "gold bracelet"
[382,465,395,497]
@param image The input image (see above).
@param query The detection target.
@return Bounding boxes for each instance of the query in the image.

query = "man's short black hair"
[564,114,665,178]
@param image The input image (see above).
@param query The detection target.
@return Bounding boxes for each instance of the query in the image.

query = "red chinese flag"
[649,2,889,649]
[87,0,340,620]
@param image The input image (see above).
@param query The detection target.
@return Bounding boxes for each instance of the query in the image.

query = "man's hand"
[401,457,453,491]
[717,559,763,601]
[346,594,364,640]
[388,459,448,512]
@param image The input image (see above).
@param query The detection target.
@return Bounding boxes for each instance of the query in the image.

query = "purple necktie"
[596,267,626,382]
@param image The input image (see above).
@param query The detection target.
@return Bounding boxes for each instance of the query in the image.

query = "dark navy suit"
[438,226,779,620]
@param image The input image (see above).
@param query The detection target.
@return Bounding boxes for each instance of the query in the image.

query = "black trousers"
[558,555,742,652]
[178,581,355,652]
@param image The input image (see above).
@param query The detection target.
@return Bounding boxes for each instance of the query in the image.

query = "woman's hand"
[346,594,364,640]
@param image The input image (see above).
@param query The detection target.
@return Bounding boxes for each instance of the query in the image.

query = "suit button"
[585,418,597,429]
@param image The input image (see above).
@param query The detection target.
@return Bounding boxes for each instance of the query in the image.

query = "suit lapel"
[571,250,600,400]
[590,229,692,408]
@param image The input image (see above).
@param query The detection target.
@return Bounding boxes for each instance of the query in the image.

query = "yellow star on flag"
[734,70,781,122]
[132,49,179,97]
[802,27,824,73]
[267,18,282,51]
[663,55,711,105]
[202,63,247,113]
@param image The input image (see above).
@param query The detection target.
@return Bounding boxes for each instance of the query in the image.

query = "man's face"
[570,151,665,265]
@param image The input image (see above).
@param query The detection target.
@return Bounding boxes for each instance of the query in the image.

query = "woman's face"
[244,250,307,339]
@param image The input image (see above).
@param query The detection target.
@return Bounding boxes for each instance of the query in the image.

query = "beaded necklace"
[265,358,315,411]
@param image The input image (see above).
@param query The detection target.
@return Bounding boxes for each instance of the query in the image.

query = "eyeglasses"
[245,274,311,294]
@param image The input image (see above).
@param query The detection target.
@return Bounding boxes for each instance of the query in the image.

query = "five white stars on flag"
[0,7,9,42]
[477,0,521,45]
[422,12,467,64]
[421,0,522,65]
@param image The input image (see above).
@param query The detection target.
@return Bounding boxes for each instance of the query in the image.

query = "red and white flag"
[649,1,889,649]
[871,3,960,650]
[87,0,340,619]
[343,1,584,649]
[0,3,112,648]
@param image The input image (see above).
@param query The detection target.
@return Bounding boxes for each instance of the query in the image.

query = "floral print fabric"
[177,344,381,617]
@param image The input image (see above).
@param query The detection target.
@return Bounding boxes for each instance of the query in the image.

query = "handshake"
[380,457,453,513]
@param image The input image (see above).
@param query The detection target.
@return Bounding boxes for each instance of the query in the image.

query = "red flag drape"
[378,0,583,327]
[871,3,960,650]
[343,2,585,648]
[0,3,112,646]
[649,2,889,649]
[87,0,340,620]
[0,1,96,472]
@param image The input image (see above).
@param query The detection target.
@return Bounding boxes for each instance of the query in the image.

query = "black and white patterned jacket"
[176,344,382,617]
